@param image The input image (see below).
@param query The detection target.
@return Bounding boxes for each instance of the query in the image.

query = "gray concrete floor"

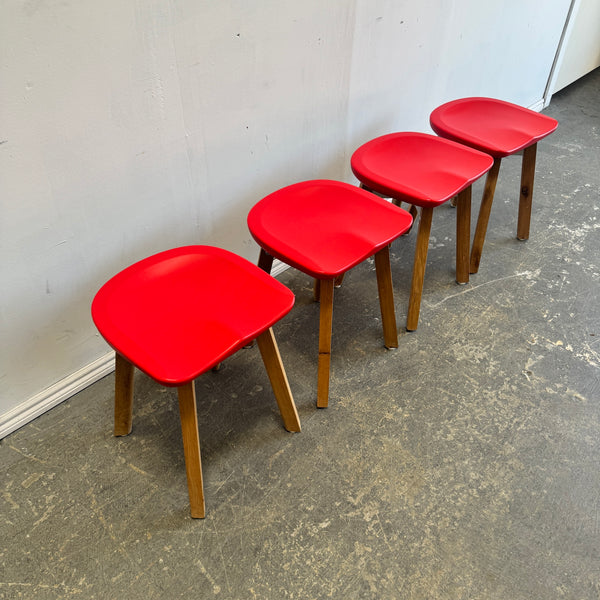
[2,69,600,599]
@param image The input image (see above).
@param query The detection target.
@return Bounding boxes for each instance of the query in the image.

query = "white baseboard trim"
[528,98,545,113]
[0,352,115,440]
[271,258,289,278]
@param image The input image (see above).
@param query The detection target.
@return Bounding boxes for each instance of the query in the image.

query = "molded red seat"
[430,97,558,272]
[351,132,494,330]
[92,245,301,518]
[248,180,413,408]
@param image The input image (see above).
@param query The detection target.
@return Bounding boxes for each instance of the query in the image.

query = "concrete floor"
[2,69,599,599]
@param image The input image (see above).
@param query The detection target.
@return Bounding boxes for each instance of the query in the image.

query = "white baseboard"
[0,352,115,439]
[528,98,545,113]
[271,258,289,278]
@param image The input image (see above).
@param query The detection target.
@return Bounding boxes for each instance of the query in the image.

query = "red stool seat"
[92,245,301,518]
[430,97,558,157]
[351,132,494,330]
[430,97,558,271]
[248,180,413,407]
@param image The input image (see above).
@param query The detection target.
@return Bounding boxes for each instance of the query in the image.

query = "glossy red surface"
[91,246,294,386]
[247,179,413,278]
[351,132,494,208]
[430,97,558,157]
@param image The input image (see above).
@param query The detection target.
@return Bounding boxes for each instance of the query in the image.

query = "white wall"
[346,0,572,152]
[549,0,600,94]
[0,0,571,437]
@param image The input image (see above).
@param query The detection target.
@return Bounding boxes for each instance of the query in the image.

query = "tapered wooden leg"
[470,157,502,274]
[406,206,433,331]
[256,328,301,432]
[315,273,343,299]
[397,203,419,235]
[258,248,274,274]
[517,143,537,240]
[374,246,398,349]
[177,381,205,519]
[317,279,335,408]
[114,353,134,436]
[313,278,321,302]
[408,204,418,231]
[455,186,472,285]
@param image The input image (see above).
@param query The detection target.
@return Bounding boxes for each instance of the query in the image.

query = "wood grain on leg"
[517,143,537,240]
[455,186,472,285]
[178,381,205,519]
[317,278,335,408]
[114,352,134,436]
[470,157,501,274]
[406,207,433,331]
[374,246,398,349]
[257,328,301,432]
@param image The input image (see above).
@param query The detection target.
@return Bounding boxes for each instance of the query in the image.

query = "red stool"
[430,97,558,273]
[247,180,413,408]
[91,245,301,518]
[351,132,494,331]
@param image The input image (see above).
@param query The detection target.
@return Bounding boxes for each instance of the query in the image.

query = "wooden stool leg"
[317,278,335,408]
[315,273,343,300]
[455,186,472,285]
[114,352,134,436]
[400,204,418,235]
[258,248,274,274]
[177,381,205,519]
[470,157,502,274]
[517,143,537,240]
[256,328,301,432]
[406,207,433,332]
[374,245,398,349]
[313,278,321,302]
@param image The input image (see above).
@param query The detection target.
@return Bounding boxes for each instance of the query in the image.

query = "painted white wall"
[346,0,572,153]
[550,0,600,94]
[1,0,571,436]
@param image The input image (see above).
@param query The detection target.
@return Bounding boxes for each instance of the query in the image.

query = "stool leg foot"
[114,353,134,436]
[178,381,205,519]
[517,143,537,241]
[257,328,301,432]
[470,158,502,274]
[455,186,472,285]
[406,207,433,331]
[317,279,335,408]
[374,245,398,348]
